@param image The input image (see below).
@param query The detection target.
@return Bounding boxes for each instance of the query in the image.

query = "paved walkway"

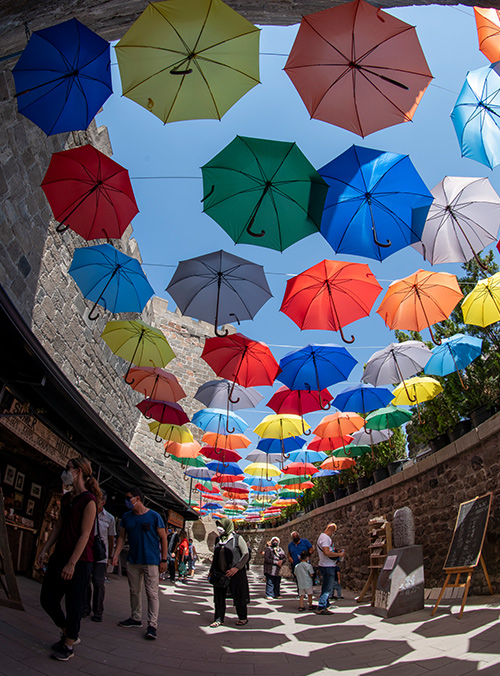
[1,567,500,676]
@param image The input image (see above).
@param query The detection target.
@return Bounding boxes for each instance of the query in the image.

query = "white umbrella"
[412,176,500,265]
[245,449,283,464]
[362,341,432,387]
[351,428,393,445]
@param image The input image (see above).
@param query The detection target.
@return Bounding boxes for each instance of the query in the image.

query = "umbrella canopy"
[137,399,189,426]
[377,270,463,344]
[257,436,306,454]
[164,440,201,458]
[245,462,282,477]
[150,423,193,444]
[331,444,371,458]
[277,475,314,489]
[284,0,432,137]
[166,250,272,337]
[424,334,483,387]
[184,466,216,479]
[202,135,328,252]
[127,367,185,402]
[314,469,340,478]
[101,319,175,383]
[206,460,242,476]
[191,408,248,435]
[246,449,282,464]
[412,177,500,266]
[195,380,262,411]
[12,19,112,135]
[202,431,251,450]
[462,271,500,327]
[266,386,333,417]
[351,428,393,445]
[364,405,412,430]
[362,341,432,387]
[287,449,327,464]
[307,434,354,452]
[392,376,443,406]
[313,412,365,438]
[115,0,259,123]
[254,414,310,439]
[212,471,245,483]
[451,64,500,169]
[333,383,394,415]
[319,145,433,261]
[282,462,317,475]
[200,446,242,463]
[169,454,205,467]
[320,456,357,471]
[280,260,382,343]
[474,8,500,63]
[41,145,138,240]
[69,244,154,320]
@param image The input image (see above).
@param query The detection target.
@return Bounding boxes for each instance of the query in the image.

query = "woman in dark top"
[38,457,101,661]
[209,518,250,628]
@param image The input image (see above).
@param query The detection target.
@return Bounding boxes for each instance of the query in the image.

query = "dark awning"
[0,283,198,521]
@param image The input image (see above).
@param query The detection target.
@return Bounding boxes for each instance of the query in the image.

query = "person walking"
[294,550,315,612]
[177,529,189,583]
[316,523,345,615]
[263,536,285,600]
[82,490,116,622]
[112,487,168,640]
[166,527,179,583]
[188,538,197,576]
[38,457,101,661]
[287,530,313,594]
[208,518,250,628]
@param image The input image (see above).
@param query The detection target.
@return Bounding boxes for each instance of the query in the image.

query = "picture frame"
[4,465,16,486]
[15,472,25,491]
[30,483,42,499]
[26,499,35,517]
[14,493,24,510]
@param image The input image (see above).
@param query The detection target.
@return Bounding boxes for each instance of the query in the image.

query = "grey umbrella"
[194,379,263,411]
[166,249,272,336]
[351,428,393,445]
[362,341,432,401]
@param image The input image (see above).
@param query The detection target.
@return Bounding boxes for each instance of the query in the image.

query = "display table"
[6,520,37,574]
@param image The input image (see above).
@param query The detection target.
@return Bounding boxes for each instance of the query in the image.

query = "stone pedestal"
[374,545,425,618]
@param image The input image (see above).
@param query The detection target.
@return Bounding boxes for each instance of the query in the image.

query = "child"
[294,550,315,611]
[330,564,343,600]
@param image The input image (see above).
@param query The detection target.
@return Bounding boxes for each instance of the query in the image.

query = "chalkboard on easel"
[444,493,492,570]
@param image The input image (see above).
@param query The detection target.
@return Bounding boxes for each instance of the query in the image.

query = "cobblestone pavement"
[1,566,500,676]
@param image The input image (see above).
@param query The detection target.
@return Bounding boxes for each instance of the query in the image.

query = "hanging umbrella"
[362,341,433,389]
[184,466,215,480]
[307,434,354,452]
[364,405,412,431]
[313,412,365,439]
[331,444,371,458]
[200,446,243,463]
[202,431,251,450]
[191,408,248,435]
[69,244,154,320]
[243,476,277,488]
[320,456,357,471]
[280,259,382,343]
[277,344,357,410]
[377,270,463,345]
[137,399,189,426]
[412,177,500,267]
[282,462,318,475]
[474,8,500,63]
[12,18,112,135]
[254,414,310,439]
[277,475,314,489]
[212,471,245,484]
[101,319,175,383]
[319,145,433,261]
[424,334,483,388]
[202,135,328,252]
[207,461,242,476]
[150,423,192,444]
[273,498,298,507]
[351,428,393,446]
[257,436,305,454]
[201,333,279,404]
[196,481,219,493]
[126,367,185,402]
[462,271,500,327]
[332,383,394,415]
[284,0,432,138]
[246,449,282,464]
[169,454,205,467]
[115,0,259,123]
[287,449,327,464]
[195,380,263,410]
[267,386,333,416]
[451,64,500,169]
[314,469,340,478]
[392,376,443,422]
[165,441,201,458]
[41,145,138,240]
[244,462,282,478]
[166,250,272,337]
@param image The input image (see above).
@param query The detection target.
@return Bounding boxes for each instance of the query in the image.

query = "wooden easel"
[357,516,392,605]
[0,489,24,611]
[432,493,493,619]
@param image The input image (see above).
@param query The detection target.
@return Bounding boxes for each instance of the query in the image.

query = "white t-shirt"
[317,532,335,567]
[95,508,116,563]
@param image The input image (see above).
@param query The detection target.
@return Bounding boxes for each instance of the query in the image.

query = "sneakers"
[52,643,74,661]
[265,596,274,600]
[91,615,102,622]
[118,617,143,628]
[51,635,80,651]
[316,608,334,615]
[145,625,157,640]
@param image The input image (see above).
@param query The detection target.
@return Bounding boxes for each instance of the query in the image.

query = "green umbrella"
[331,444,370,458]
[365,405,412,430]
[202,135,328,252]
[168,454,206,467]
[277,474,312,485]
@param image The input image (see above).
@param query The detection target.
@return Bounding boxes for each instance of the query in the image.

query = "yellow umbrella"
[392,376,443,422]
[148,422,193,444]
[102,319,175,383]
[462,272,500,327]
[254,414,310,438]
[244,462,282,478]
[115,0,260,124]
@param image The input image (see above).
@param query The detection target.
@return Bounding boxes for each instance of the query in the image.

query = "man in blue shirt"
[112,487,168,640]
[287,531,313,592]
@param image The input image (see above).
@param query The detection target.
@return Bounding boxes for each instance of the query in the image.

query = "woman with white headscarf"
[263,536,285,600]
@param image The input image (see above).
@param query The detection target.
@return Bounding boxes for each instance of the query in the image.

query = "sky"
[96,4,500,461]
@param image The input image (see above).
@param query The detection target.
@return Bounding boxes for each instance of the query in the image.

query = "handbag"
[93,515,107,561]
[279,562,292,578]
[209,570,231,588]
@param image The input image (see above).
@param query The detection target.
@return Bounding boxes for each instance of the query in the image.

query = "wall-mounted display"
[4,465,16,485]
[15,472,25,491]
[30,483,41,498]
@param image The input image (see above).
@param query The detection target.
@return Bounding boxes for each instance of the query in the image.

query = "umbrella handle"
[156,429,164,444]
[124,363,136,385]
[88,301,101,321]
[56,222,69,233]
[215,325,229,337]
[427,324,441,346]
[246,219,265,238]
[226,423,235,434]
[338,324,355,344]
[170,68,193,75]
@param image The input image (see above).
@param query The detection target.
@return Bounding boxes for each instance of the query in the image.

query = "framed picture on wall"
[4,465,16,486]
[15,472,25,491]
[31,483,42,498]
[26,499,35,516]
[14,493,24,510]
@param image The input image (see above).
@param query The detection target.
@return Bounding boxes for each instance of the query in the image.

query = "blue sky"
[97,5,500,457]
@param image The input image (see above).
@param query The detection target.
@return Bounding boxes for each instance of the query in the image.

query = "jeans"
[126,563,160,628]
[265,573,281,598]
[318,566,337,609]
[83,562,106,618]
[330,580,342,599]
[167,555,176,581]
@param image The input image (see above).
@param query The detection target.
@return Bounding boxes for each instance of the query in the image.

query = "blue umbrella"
[451,64,500,169]
[191,408,248,435]
[319,145,433,261]
[287,449,326,463]
[314,469,340,477]
[244,476,277,488]
[278,344,357,409]
[424,334,483,388]
[206,461,242,476]
[333,383,394,415]
[257,436,306,454]
[69,244,154,321]
[12,19,112,136]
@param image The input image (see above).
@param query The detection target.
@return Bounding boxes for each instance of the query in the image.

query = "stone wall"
[243,412,500,596]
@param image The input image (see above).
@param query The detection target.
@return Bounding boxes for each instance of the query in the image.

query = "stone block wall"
[243,413,500,596]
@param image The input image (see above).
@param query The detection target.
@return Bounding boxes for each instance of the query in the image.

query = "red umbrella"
[41,144,139,240]
[266,386,333,427]
[200,446,243,463]
[282,462,318,475]
[195,483,220,494]
[201,333,280,402]
[127,367,186,402]
[308,434,354,452]
[136,399,189,425]
[212,472,245,483]
[280,259,382,343]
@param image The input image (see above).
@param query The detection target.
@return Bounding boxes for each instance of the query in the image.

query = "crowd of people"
[36,458,345,661]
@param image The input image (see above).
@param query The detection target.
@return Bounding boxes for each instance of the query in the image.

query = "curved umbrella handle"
[88,301,101,321]
[427,324,441,346]
[226,423,235,434]
[124,363,136,386]
[170,67,193,75]
[246,218,265,238]
[56,222,69,233]
[215,325,229,337]
[156,429,164,444]
[303,428,312,436]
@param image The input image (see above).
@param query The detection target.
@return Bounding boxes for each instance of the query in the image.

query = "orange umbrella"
[164,440,201,458]
[202,432,251,450]
[284,0,432,137]
[474,8,500,63]
[321,456,356,471]
[313,412,365,439]
[376,270,463,345]
[126,366,186,402]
